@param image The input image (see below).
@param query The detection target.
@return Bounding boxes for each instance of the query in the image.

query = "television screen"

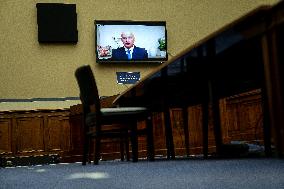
[95,20,167,63]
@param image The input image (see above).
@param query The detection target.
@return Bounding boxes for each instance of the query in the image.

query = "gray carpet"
[0,158,284,189]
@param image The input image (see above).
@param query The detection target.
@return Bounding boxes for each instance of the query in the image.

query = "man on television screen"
[112,32,148,60]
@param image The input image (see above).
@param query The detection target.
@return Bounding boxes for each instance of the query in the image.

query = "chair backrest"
[75,65,101,115]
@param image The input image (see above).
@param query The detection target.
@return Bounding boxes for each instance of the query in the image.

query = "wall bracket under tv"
[95,20,168,64]
[36,3,78,44]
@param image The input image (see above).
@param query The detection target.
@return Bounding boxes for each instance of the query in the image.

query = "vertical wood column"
[206,40,223,156]
[161,67,175,159]
[261,27,284,157]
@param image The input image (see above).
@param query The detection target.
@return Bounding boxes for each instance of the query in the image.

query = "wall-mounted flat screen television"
[95,20,167,63]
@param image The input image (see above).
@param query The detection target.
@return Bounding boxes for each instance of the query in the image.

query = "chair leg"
[125,136,130,161]
[164,108,175,160]
[94,137,101,165]
[82,136,89,165]
[146,116,155,161]
[120,137,125,161]
[88,137,94,164]
[130,124,138,162]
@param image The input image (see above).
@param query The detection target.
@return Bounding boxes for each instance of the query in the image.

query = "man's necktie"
[127,49,131,60]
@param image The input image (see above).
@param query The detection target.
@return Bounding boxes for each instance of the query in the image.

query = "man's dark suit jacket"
[112,46,148,60]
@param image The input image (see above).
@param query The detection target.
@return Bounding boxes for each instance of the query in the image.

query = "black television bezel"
[95,20,168,64]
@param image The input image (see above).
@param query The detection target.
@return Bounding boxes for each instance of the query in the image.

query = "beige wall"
[0,0,278,110]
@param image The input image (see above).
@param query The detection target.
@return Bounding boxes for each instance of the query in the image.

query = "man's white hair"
[121,32,135,38]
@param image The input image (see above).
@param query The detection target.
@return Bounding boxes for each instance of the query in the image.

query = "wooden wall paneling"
[188,105,203,154]
[0,89,266,164]
[100,138,121,160]
[99,121,149,160]
[68,112,84,160]
[60,115,71,152]
[152,112,167,157]
[219,98,230,144]
[187,104,217,155]
[225,98,241,139]
[45,115,62,152]
[137,120,147,158]
[15,112,45,155]
[239,93,263,142]
[0,117,12,154]
[224,90,263,144]
[45,113,71,153]
[207,104,217,153]
[170,108,187,156]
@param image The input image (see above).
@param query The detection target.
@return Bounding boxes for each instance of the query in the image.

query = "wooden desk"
[114,2,284,158]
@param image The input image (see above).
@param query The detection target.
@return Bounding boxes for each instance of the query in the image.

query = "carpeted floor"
[0,158,284,189]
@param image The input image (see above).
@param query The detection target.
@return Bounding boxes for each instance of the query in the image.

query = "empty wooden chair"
[75,65,154,165]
